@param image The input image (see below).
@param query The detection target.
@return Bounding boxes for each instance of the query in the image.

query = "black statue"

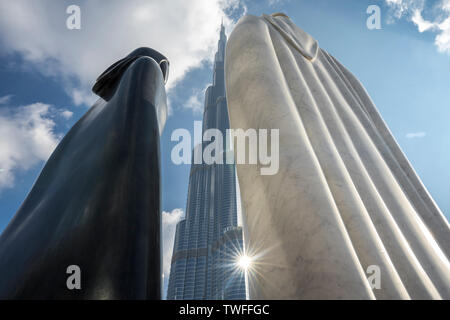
[0,47,169,299]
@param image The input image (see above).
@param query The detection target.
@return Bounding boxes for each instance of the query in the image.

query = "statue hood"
[263,13,319,61]
[92,47,169,100]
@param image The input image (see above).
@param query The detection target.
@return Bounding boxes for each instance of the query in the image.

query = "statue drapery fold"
[225,13,450,300]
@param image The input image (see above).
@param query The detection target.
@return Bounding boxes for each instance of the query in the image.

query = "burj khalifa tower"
[167,23,246,300]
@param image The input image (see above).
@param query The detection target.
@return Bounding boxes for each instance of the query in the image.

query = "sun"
[237,255,252,270]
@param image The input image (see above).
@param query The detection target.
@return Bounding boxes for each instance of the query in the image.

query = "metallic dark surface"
[0,48,168,299]
[93,47,169,101]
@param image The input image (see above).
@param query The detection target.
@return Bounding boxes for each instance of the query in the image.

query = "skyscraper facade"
[167,24,246,300]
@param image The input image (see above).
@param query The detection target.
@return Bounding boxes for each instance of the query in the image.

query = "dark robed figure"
[0,48,169,299]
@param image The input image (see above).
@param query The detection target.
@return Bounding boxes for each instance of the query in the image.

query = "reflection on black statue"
[0,48,169,299]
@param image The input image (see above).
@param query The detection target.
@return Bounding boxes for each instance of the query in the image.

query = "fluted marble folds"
[225,13,450,299]
[0,47,168,299]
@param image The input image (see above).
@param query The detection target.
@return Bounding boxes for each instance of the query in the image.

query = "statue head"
[92,47,169,101]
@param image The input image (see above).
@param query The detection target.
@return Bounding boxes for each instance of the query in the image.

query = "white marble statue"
[225,13,450,299]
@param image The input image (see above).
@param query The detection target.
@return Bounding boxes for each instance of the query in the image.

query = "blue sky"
[0,0,449,296]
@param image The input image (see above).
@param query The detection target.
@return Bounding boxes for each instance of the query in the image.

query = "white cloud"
[435,2,450,53]
[0,103,61,191]
[162,208,184,291]
[70,88,98,107]
[386,0,425,19]
[412,9,437,32]
[405,131,427,138]
[60,109,73,119]
[0,0,245,107]
[185,91,204,114]
[0,95,13,104]
[182,82,212,114]
[385,0,450,54]
[268,0,286,6]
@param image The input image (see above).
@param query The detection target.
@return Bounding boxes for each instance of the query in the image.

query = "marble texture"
[225,13,450,300]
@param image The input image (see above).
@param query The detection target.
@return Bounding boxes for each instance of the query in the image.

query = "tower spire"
[220,17,225,36]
